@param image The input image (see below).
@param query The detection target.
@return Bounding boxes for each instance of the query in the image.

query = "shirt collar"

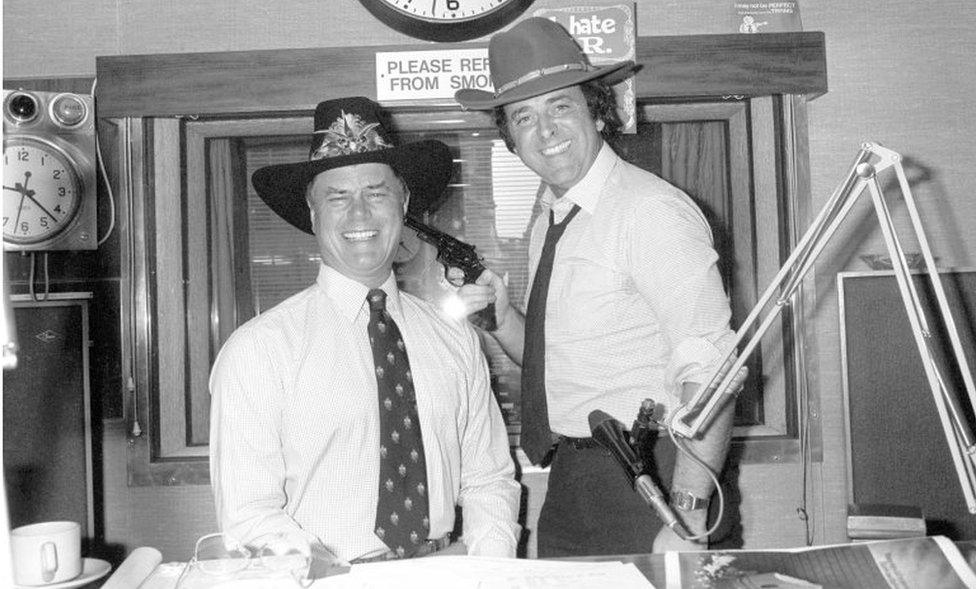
[541,142,618,217]
[316,264,402,322]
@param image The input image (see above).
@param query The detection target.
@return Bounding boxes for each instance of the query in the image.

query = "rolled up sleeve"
[630,191,736,401]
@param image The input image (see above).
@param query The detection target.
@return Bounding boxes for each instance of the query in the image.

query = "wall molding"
[94,32,826,118]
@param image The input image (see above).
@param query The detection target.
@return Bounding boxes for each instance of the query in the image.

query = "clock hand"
[3,184,26,193]
[13,193,26,235]
[21,189,61,224]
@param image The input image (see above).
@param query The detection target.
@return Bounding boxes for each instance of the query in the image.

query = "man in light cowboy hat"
[455,18,740,555]
[209,97,520,566]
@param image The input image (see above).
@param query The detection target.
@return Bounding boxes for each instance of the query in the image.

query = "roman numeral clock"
[2,89,97,251]
[360,0,534,42]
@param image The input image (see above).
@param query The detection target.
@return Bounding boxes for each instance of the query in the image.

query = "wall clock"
[2,90,97,251]
[360,0,534,42]
[3,136,84,246]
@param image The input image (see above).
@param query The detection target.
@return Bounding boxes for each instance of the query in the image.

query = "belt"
[558,436,604,450]
[350,535,452,564]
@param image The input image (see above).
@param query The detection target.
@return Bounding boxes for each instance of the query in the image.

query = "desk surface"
[566,553,665,586]
[140,556,660,588]
[578,539,976,588]
[139,539,976,589]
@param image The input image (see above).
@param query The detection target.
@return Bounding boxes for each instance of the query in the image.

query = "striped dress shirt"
[209,265,520,562]
[526,143,738,438]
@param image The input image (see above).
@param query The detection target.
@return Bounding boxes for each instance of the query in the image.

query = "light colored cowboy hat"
[252,97,454,234]
[455,17,636,110]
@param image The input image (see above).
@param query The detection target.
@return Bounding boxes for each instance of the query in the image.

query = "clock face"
[361,0,534,42]
[3,137,84,245]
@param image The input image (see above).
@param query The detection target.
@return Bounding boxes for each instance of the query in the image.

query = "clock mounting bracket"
[3,89,97,252]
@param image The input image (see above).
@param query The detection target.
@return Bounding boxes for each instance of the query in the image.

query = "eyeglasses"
[175,532,313,588]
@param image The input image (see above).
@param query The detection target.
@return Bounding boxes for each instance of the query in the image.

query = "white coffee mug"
[11,521,83,585]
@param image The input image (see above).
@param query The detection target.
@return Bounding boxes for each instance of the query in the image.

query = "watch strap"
[670,490,709,511]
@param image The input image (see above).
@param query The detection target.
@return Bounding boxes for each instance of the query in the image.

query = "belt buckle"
[422,535,451,556]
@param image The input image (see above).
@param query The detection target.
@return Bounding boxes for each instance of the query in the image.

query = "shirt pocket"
[550,253,628,334]
[412,355,465,437]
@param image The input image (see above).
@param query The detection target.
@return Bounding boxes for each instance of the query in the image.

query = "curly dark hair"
[492,79,622,152]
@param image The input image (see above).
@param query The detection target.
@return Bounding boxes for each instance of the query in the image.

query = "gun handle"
[468,302,497,332]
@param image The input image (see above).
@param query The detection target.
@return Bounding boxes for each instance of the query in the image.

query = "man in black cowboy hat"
[209,97,520,565]
[455,18,740,556]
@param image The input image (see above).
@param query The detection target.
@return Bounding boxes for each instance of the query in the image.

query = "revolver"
[403,215,497,332]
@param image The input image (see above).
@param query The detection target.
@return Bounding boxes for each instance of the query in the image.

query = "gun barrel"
[404,216,478,260]
[402,215,497,331]
[404,215,447,240]
[403,215,431,241]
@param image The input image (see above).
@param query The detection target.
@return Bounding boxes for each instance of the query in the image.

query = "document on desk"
[317,556,655,588]
[664,535,976,589]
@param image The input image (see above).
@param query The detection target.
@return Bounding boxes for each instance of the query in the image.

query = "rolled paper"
[101,546,163,589]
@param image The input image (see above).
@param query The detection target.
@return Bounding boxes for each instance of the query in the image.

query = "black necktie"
[520,204,581,465]
[367,289,430,558]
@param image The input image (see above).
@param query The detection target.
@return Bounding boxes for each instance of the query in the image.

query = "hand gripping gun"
[403,215,497,332]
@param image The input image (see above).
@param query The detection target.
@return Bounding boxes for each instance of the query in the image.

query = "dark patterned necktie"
[520,204,581,465]
[367,289,430,558]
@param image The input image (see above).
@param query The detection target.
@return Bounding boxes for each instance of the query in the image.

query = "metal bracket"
[670,142,976,512]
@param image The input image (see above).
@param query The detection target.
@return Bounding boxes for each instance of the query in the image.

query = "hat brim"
[455,60,636,110]
[251,140,454,235]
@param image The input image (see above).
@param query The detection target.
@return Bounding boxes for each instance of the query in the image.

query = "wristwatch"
[670,490,710,511]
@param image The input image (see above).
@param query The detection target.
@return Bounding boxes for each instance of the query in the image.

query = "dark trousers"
[537,436,677,557]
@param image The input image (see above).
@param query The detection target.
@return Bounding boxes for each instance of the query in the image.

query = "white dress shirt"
[209,264,520,562]
[526,143,738,437]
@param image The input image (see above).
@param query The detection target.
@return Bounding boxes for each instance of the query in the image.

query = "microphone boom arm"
[669,142,976,513]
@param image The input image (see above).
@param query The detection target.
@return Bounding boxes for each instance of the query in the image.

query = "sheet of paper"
[102,547,162,589]
[316,556,655,589]
[665,536,976,589]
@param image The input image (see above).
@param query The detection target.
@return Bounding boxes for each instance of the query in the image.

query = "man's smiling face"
[503,85,604,198]
[307,162,408,287]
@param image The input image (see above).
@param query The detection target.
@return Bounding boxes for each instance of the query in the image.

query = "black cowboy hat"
[252,97,454,234]
[455,17,636,110]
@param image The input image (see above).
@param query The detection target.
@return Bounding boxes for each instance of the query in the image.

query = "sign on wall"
[730,1,803,33]
[533,3,637,133]
[375,3,637,133]
[376,49,491,102]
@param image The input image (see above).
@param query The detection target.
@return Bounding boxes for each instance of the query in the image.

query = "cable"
[664,404,726,544]
[129,375,141,437]
[28,252,50,302]
[89,77,117,247]
[121,117,142,439]
[784,96,814,545]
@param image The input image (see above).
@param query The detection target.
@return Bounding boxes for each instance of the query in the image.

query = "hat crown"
[310,97,396,161]
[251,96,454,235]
[488,17,592,91]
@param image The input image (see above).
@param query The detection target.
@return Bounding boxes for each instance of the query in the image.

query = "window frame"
[117,95,817,485]
[96,34,826,485]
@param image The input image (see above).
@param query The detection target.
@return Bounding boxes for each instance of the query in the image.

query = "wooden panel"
[153,118,203,460]
[840,270,976,540]
[94,32,826,118]
[184,130,212,447]
[4,295,95,543]
[750,96,791,436]
[3,77,95,94]
[633,32,826,99]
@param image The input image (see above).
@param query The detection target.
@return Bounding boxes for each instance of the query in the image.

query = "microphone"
[588,409,690,540]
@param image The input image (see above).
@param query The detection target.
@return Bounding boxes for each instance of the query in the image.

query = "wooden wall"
[5,0,976,561]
